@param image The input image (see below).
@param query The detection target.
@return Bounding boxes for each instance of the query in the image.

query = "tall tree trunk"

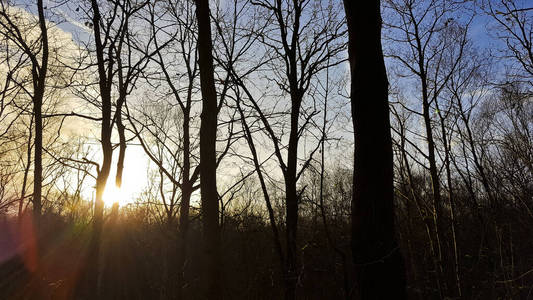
[84,0,114,296]
[32,0,49,225]
[195,0,221,298]
[285,22,303,300]
[344,1,407,298]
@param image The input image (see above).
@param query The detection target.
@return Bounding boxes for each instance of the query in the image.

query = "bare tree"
[67,0,154,295]
[194,0,221,297]
[0,0,49,224]
[220,0,345,297]
[383,0,475,296]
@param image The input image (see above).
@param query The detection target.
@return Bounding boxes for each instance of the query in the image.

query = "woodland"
[0,0,532,299]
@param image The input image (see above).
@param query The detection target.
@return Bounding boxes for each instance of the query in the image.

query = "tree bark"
[344,1,407,298]
[195,0,221,298]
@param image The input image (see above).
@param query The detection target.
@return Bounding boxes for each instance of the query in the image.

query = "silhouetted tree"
[0,0,49,224]
[195,0,221,297]
[383,0,473,296]
[225,1,345,297]
[76,0,150,296]
[343,0,407,298]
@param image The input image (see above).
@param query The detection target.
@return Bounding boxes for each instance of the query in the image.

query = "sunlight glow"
[102,184,124,207]
[83,147,148,208]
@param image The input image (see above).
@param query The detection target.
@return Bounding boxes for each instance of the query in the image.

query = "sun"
[102,184,124,207]
[85,147,148,208]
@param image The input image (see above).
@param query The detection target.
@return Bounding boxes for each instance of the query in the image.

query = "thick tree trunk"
[195,0,221,298]
[344,1,407,298]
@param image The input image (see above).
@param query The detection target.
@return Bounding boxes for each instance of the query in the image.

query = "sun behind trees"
[0,0,532,299]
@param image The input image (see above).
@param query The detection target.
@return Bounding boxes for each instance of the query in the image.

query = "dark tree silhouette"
[84,0,115,295]
[343,0,407,298]
[81,0,150,295]
[32,0,48,225]
[195,0,221,298]
[226,1,345,297]
[0,0,48,224]
[125,2,202,291]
